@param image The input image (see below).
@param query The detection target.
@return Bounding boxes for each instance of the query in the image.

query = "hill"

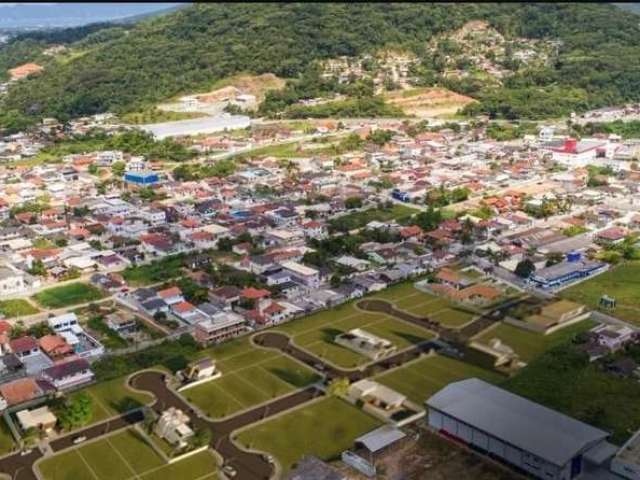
[2,3,640,127]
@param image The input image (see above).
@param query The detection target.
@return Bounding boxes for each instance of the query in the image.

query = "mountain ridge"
[1,3,640,127]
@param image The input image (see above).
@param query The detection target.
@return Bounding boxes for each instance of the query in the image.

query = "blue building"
[391,190,410,202]
[123,171,160,186]
[530,253,607,289]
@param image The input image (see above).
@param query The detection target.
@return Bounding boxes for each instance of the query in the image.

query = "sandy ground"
[385,87,476,117]
[333,425,522,480]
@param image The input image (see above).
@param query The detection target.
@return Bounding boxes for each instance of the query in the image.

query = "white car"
[73,436,87,444]
[222,465,237,478]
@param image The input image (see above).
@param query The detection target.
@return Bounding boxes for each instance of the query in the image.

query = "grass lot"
[561,261,640,325]
[70,376,153,425]
[0,299,38,318]
[33,282,104,309]
[236,396,381,473]
[375,354,503,404]
[273,292,435,368]
[374,282,478,328]
[183,338,321,418]
[38,428,219,480]
[122,255,184,287]
[329,204,417,231]
[246,141,312,158]
[0,417,15,456]
[474,320,596,363]
[504,344,640,445]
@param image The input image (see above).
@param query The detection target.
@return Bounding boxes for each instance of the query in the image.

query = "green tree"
[111,161,126,178]
[515,259,536,278]
[327,377,350,397]
[345,197,363,209]
[28,259,47,276]
[55,393,93,431]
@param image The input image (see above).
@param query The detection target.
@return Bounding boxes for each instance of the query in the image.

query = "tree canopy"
[2,3,639,124]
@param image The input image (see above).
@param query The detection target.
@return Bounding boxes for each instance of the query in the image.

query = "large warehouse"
[426,379,615,480]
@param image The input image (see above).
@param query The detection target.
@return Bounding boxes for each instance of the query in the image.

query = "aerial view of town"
[1,2,640,479]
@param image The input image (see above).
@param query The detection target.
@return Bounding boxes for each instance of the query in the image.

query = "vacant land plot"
[236,396,381,473]
[273,295,435,368]
[0,417,15,456]
[373,282,479,328]
[37,428,219,480]
[474,320,596,363]
[183,338,320,418]
[561,261,640,325]
[385,87,476,117]
[329,204,417,231]
[375,354,503,404]
[72,376,153,424]
[122,255,185,286]
[0,299,38,318]
[33,283,104,308]
[505,344,640,445]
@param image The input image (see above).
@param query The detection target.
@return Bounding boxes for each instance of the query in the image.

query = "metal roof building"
[140,114,251,139]
[355,425,406,454]
[426,378,613,480]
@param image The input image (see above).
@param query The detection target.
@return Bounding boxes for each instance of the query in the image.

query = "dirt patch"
[334,426,521,480]
[197,73,285,103]
[385,87,476,117]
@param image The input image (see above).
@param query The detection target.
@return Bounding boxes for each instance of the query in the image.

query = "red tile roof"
[9,336,38,353]
[157,286,182,299]
[0,378,41,405]
[241,287,271,300]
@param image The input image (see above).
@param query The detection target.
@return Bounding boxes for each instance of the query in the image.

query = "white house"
[280,260,320,288]
[0,264,25,296]
[154,407,194,448]
[41,358,94,390]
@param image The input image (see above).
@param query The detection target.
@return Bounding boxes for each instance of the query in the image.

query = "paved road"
[0,410,144,480]
[130,370,321,480]
[253,330,436,382]
[0,448,42,480]
[0,292,512,480]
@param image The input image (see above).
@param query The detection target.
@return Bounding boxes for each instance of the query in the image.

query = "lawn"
[183,338,321,418]
[375,354,503,404]
[373,283,478,328]
[273,294,435,369]
[70,376,153,425]
[122,254,185,287]
[33,283,104,309]
[37,428,219,480]
[329,204,417,231]
[235,396,382,473]
[474,320,596,363]
[561,261,640,325]
[504,343,640,445]
[0,299,38,318]
[246,141,311,158]
[0,417,15,456]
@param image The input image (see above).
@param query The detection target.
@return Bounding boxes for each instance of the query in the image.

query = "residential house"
[193,311,247,345]
[154,407,194,448]
[41,358,94,390]
[280,261,320,288]
[38,335,74,362]
[0,265,26,296]
[9,336,39,360]
[0,377,42,407]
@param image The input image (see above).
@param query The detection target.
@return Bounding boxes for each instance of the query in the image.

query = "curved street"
[0,293,515,480]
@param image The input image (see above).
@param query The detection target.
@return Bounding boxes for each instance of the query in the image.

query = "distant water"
[0,3,182,30]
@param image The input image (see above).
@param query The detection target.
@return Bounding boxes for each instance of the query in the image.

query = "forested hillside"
[1,2,640,126]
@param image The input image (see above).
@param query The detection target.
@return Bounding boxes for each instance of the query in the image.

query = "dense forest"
[1,3,640,126]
